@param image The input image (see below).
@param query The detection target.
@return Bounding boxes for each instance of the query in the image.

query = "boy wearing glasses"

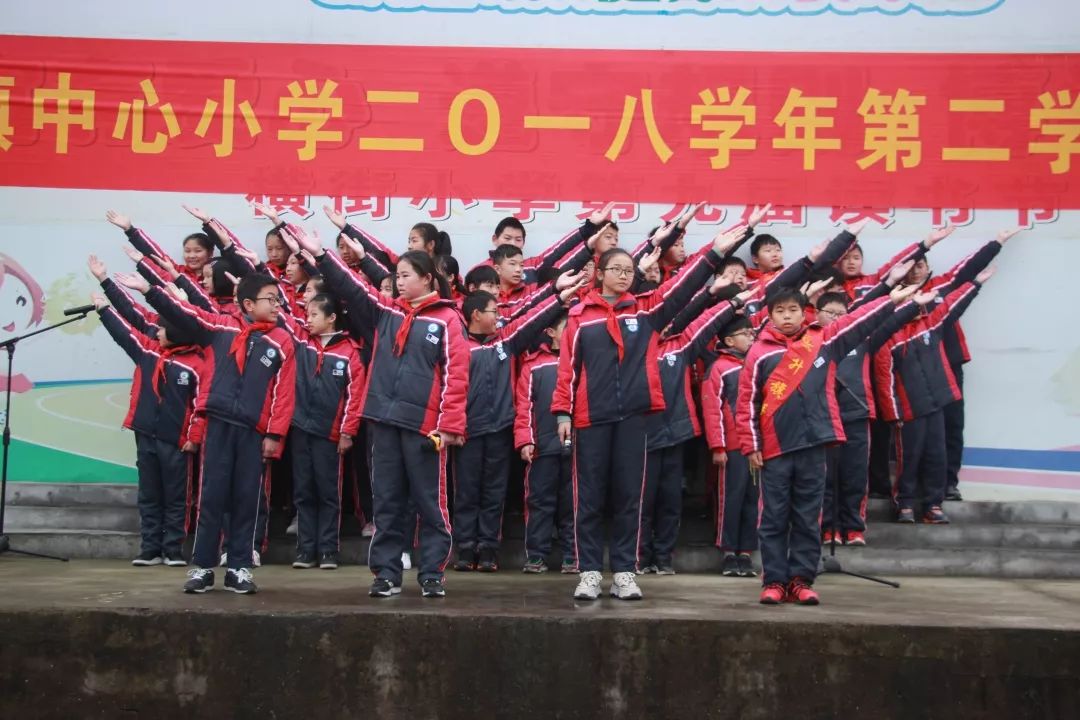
[119,272,296,595]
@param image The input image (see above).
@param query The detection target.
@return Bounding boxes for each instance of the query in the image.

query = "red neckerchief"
[152,345,197,399]
[393,292,442,356]
[229,321,277,372]
[584,288,627,362]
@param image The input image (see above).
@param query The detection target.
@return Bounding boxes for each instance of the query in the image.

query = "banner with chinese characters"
[1,35,1078,209]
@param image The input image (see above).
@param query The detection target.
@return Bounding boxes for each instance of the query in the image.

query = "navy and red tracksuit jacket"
[737,297,895,461]
[288,329,366,443]
[873,282,981,423]
[923,240,1000,368]
[316,251,470,437]
[841,241,926,300]
[124,225,202,286]
[701,349,746,453]
[97,305,205,448]
[494,221,600,317]
[514,345,563,457]
[834,301,923,423]
[551,247,723,428]
[465,293,565,437]
[646,298,741,450]
[144,287,297,451]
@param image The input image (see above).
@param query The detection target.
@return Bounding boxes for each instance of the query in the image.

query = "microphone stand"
[820,377,897,588]
[0,311,92,561]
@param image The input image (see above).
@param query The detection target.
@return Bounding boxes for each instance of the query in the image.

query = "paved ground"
[2,558,1078,631]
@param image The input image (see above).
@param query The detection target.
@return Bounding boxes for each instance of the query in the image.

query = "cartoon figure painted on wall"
[0,253,46,393]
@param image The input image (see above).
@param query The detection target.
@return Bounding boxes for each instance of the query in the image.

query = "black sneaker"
[655,564,676,576]
[736,553,757,578]
[293,551,317,569]
[319,552,339,570]
[522,556,549,574]
[224,568,258,594]
[183,568,214,593]
[720,553,738,576]
[453,547,477,572]
[421,578,446,598]
[163,551,187,567]
[132,551,163,567]
[369,578,402,598]
[945,488,963,502]
[896,507,916,524]
[477,547,499,572]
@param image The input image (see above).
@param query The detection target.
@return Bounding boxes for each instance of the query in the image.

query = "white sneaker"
[573,570,603,601]
[361,522,375,538]
[610,572,643,601]
[401,552,412,570]
[253,550,262,568]
[285,515,298,536]
[219,552,227,568]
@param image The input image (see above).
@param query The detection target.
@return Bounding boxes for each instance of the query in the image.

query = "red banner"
[0,35,1078,208]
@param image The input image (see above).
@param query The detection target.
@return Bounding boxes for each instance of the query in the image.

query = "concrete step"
[5,482,137,508]
[859,522,1080,551]
[4,505,140,533]
[11,531,1078,579]
[862,498,1080,525]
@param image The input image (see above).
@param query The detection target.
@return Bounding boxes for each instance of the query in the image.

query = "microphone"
[63,304,96,316]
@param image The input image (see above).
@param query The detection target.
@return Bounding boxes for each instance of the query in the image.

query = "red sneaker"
[788,578,820,606]
[922,506,950,524]
[844,530,867,546]
[822,529,842,545]
[759,583,787,605]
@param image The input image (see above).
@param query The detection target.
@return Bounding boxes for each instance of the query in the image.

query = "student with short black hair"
[115,269,297,595]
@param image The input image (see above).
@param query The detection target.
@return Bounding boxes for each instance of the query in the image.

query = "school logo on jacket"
[177,371,190,386]
[266,348,277,359]
[426,322,441,345]
[333,359,345,377]
[665,353,676,367]
[496,341,508,361]
[921,333,931,346]
[624,318,639,333]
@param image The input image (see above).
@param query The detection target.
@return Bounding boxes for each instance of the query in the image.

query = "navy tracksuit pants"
[867,419,893,497]
[944,365,965,494]
[522,453,576,564]
[290,428,343,557]
[640,443,685,568]
[823,419,870,533]
[572,414,648,574]
[894,409,948,511]
[367,421,452,585]
[134,432,190,557]
[759,446,827,586]
[716,450,758,553]
[192,418,265,571]
[452,429,513,552]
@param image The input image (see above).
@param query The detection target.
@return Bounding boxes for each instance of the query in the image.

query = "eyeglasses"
[603,267,635,278]
[254,296,281,306]
[817,308,847,318]
[478,309,499,316]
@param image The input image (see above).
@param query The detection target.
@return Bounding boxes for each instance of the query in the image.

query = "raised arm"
[532,203,613,274]
[823,291,909,359]
[326,204,399,273]
[497,271,588,356]
[115,272,224,345]
[92,295,152,363]
[674,288,754,363]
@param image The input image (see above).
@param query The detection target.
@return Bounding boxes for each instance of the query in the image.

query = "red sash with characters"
[760,328,824,423]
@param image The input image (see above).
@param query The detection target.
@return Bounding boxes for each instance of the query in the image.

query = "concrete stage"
[1,560,1078,719]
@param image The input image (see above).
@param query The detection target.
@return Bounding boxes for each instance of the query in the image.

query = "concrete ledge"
[0,565,1078,720]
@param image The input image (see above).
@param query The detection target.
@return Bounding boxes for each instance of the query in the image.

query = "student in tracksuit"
[89,258,203,568]
[115,270,296,595]
[453,276,587,573]
[301,232,470,600]
[639,278,753,576]
[702,317,759,579]
[737,277,917,606]
[464,214,610,286]
[553,224,750,601]
[875,276,992,524]
[902,228,1021,501]
[816,278,923,546]
[283,293,365,570]
[516,313,578,574]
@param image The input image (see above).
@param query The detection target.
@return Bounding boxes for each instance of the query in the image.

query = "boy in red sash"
[737,282,919,606]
